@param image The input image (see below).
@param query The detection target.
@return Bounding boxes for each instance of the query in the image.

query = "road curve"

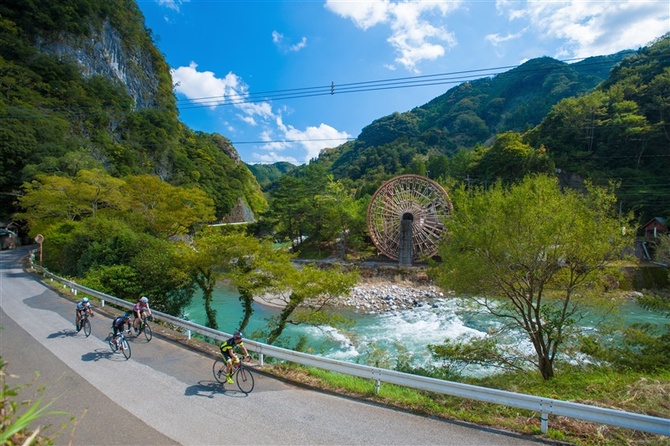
[0,246,546,445]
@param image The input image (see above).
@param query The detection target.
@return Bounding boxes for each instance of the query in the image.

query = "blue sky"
[137,0,669,165]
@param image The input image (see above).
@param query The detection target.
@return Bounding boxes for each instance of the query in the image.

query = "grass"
[266,363,670,446]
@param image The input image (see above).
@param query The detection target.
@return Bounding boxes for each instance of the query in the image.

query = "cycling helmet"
[140,296,149,303]
[233,331,243,340]
[82,297,89,303]
[123,312,132,319]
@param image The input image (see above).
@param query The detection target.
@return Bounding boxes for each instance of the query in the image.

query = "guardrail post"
[186,329,192,340]
[259,353,264,367]
[539,400,550,434]
[375,379,380,394]
[101,300,105,307]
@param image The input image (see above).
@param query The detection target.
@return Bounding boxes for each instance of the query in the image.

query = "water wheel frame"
[366,174,452,261]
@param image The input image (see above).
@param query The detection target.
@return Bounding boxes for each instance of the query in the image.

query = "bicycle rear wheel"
[82,318,91,337]
[143,322,153,342]
[120,337,131,360]
[212,358,227,383]
[235,367,255,393]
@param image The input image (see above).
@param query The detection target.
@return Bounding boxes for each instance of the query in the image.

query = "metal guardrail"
[34,264,670,437]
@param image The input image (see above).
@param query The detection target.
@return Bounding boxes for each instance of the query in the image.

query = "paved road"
[0,246,546,445]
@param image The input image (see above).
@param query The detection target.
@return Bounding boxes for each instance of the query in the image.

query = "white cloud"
[171,62,274,121]
[170,62,349,164]
[272,30,308,53]
[279,117,352,162]
[495,0,670,58]
[324,0,390,29]
[325,0,461,72]
[485,29,527,47]
[157,0,188,12]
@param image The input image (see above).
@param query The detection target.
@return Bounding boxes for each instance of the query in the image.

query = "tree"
[16,169,125,227]
[122,174,215,239]
[653,233,670,266]
[265,264,358,345]
[184,228,231,329]
[222,232,295,333]
[431,174,634,380]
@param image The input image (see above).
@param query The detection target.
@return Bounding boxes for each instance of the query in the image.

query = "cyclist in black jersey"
[112,313,132,339]
[219,331,249,384]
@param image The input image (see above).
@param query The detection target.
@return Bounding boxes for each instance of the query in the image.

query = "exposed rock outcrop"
[35,19,160,108]
[220,197,256,224]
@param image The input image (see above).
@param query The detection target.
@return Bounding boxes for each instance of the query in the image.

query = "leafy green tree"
[47,217,195,315]
[184,228,231,329]
[473,132,553,183]
[16,169,124,226]
[222,233,295,333]
[431,174,634,380]
[264,175,310,250]
[122,174,215,238]
[653,233,670,266]
[265,264,358,345]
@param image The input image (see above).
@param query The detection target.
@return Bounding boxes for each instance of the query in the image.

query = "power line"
[173,57,614,109]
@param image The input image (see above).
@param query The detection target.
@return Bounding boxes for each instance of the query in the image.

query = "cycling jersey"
[112,316,131,335]
[76,301,91,312]
[133,302,149,312]
[220,337,243,352]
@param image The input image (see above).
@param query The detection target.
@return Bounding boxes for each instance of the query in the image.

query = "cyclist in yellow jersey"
[219,331,250,384]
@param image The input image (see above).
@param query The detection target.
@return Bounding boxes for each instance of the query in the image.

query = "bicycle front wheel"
[212,358,227,383]
[143,322,153,342]
[108,333,118,352]
[120,337,131,360]
[235,367,255,393]
[82,318,91,337]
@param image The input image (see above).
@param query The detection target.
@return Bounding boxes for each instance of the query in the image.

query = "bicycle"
[107,331,132,360]
[76,311,92,337]
[213,356,255,393]
[133,314,153,342]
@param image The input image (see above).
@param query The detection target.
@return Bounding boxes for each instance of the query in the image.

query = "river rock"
[334,281,442,314]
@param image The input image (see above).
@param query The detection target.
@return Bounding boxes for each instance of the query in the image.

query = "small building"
[641,217,667,241]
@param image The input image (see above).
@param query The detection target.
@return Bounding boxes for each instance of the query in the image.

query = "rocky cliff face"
[220,197,256,223]
[35,19,159,109]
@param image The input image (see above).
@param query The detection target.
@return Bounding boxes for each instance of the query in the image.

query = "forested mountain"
[0,0,265,222]
[313,52,632,183]
[283,35,669,223]
[246,162,298,192]
[525,36,670,221]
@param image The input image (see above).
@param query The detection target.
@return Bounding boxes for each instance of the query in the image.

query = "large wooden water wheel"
[367,174,451,262]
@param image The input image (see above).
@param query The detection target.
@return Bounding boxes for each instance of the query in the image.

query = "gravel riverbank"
[337,280,447,314]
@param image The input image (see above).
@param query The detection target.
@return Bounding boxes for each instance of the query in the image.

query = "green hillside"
[0,0,266,221]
